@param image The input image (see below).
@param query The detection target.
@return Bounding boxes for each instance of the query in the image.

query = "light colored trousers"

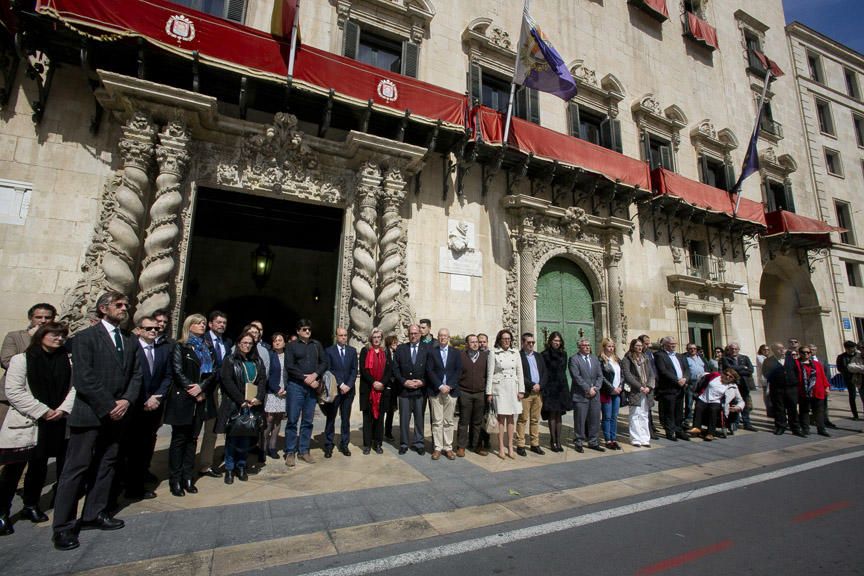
[629,394,652,446]
[515,391,543,447]
[429,392,457,451]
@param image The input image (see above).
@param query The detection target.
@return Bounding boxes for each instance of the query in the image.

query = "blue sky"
[783,0,864,54]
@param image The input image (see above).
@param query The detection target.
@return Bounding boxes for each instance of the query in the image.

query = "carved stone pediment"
[213,112,345,204]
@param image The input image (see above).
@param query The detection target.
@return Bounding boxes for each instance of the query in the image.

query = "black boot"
[184,479,198,494]
[224,470,234,485]
[21,505,49,523]
[169,480,185,497]
[0,513,13,536]
[236,467,248,482]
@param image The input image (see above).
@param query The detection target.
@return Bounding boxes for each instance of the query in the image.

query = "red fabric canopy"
[35,0,467,126]
[764,210,843,238]
[643,0,670,20]
[474,106,652,190]
[651,168,766,227]
[686,12,719,50]
[752,49,784,78]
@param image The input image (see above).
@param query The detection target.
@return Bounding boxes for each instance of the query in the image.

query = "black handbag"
[225,405,262,438]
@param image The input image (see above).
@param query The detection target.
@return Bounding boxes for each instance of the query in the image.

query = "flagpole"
[503,0,531,146]
[732,68,772,218]
[287,0,301,79]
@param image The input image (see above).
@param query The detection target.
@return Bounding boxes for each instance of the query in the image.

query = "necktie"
[585,355,591,369]
[113,328,124,357]
[215,337,223,364]
[411,345,417,364]
[146,345,155,373]
[340,347,345,361]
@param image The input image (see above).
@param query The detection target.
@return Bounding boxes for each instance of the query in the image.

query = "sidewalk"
[0,393,860,575]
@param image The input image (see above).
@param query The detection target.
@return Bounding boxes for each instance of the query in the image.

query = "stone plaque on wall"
[439,219,482,277]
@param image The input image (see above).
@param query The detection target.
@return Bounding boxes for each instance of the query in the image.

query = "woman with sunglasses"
[166,314,216,496]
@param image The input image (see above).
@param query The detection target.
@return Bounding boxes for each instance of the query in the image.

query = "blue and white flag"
[514,5,577,101]
[732,69,773,217]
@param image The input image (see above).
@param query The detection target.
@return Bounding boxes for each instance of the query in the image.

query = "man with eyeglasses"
[0,303,57,427]
[392,324,431,455]
[763,342,802,436]
[721,343,757,432]
[516,333,546,456]
[52,291,141,551]
[684,343,705,429]
[283,319,328,466]
[653,336,691,442]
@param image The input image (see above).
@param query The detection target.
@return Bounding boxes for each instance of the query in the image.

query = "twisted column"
[102,111,156,297]
[517,233,537,336]
[349,162,381,348]
[135,120,190,322]
[376,167,407,337]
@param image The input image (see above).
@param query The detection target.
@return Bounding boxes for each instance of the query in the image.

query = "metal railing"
[759,118,784,138]
[687,253,723,281]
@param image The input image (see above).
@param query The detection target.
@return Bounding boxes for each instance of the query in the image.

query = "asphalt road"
[284,452,863,576]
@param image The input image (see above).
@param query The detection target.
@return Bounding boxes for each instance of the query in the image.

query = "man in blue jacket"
[427,328,462,460]
[323,327,357,457]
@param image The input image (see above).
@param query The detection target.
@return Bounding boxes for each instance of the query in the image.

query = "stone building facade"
[0,0,847,359]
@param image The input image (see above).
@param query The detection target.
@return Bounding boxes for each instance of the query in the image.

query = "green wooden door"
[537,258,595,355]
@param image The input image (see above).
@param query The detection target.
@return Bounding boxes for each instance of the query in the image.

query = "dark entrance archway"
[181,187,344,346]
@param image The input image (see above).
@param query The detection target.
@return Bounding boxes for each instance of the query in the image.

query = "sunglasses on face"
[141,327,159,332]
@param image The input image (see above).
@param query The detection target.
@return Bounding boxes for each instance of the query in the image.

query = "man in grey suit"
[569,338,605,453]
[51,291,142,551]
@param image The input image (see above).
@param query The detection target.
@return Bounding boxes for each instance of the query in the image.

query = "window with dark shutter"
[401,41,420,78]
[224,0,246,23]
[648,134,674,171]
[343,20,360,60]
[600,118,623,153]
[468,63,482,106]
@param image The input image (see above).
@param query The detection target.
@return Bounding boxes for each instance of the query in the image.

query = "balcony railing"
[759,118,783,139]
[687,254,723,282]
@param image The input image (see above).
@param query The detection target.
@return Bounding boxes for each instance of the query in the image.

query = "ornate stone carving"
[502,239,520,331]
[489,27,511,50]
[135,120,191,322]
[59,174,122,332]
[349,162,381,348]
[562,206,589,237]
[671,246,683,263]
[570,60,598,86]
[377,167,408,337]
[618,275,628,344]
[641,94,663,116]
[396,224,414,334]
[696,120,717,140]
[102,111,156,301]
[215,112,343,204]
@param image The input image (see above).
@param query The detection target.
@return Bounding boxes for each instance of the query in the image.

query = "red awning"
[35,0,467,127]
[651,168,766,227]
[475,106,652,190]
[752,50,784,78]
[764,210,843,238]
[686,12,719,50]
[642,0,670,20]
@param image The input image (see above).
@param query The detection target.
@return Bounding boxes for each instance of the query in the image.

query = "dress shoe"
[267,449,280,460]
[184,480,198,494]
[374,444,384,455]
[324,447,333,459]
[52,529,79,550]
[298,452,316,464]
[285,453,296,467]
[125,490,157,501]
[611,442,622,450]
[515,447,527,457]
[688,427,702,436]
[676,432,691,441]
[530,446,545,455]
[444,450,456,460]
[236,467,249,481]
[224,470,234,485]
[362,446,371,455]
[588,444,606,452]
[605,441,615,450]
[199,467,220,478]
[666,433,678,442]
[476,447,488,456]
[703,434,714,441]
[339,446,352,457]
[817,430,831,437]
[574,444,584,453]
[398,446,408,455]
[0,514,13,536]
[21,505,49,523]
[826,421,838,429]
[417,448,426,456]
[431,450,441,460]
[169,481,186,497]
[743,425,758,432]
[79,513,124,531]
[774,427,786,436]
[456,448,466,457]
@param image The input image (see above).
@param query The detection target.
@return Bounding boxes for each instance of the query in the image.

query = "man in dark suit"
[721,342,758,432]
[569,338,604,452]
[654,336,691,442]
[392,324,430,455]
[764,342,802,436]
[323,327,358,457]
[118,315,172,500]
[517,332,547,456]
[426,328,462,460]
[199,310,230,477]
[51,291,142,551]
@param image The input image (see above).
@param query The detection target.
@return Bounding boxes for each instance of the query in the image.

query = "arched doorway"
[760,257,825,351]
[537,257,595,353]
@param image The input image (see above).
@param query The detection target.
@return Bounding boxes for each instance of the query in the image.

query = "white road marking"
[297,450,864,576]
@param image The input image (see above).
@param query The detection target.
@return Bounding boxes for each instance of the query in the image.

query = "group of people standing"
[0,296,859,551]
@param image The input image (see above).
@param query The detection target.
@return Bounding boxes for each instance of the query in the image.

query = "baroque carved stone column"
[605,251,623,348]
[135,120,191,322]
[349,162,381,348]
[517,232,537,337]
[376,167,407,337]
[102,110,156,298]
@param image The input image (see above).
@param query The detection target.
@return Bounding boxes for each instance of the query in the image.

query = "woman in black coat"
[165,314,216,497]
[215,330,266,485]
[383,335,399,441]
[540,331,572,452]
[359,329,392,455]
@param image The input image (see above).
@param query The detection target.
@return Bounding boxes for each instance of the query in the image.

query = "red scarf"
[365,347,386,418]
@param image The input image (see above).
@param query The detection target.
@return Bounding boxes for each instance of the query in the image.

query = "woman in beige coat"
[0,322,75,535]
[486,329,524,459]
